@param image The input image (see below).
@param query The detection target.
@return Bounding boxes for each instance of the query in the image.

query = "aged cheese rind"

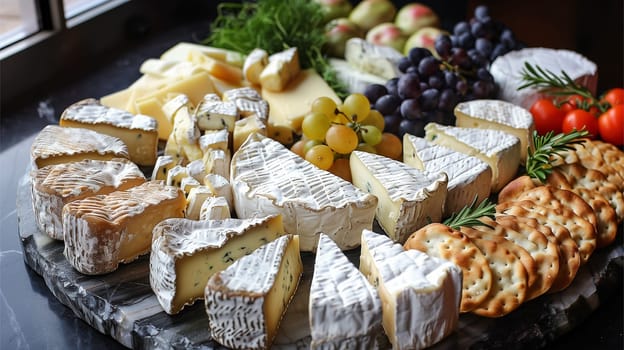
[205,234,302,350]
[403,134,492,217]
[31,158,146,240]
[359,230,462,350]
[310,234,386,350]
[63,181,185,275]
[350,150,448,243]
[150,215,285,315]
[231,134,377,252]
[31,125,129,169]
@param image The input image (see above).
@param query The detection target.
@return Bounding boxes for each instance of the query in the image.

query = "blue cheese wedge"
[150,215,285,315]
[454,99,535,163]
[425,123,521,192]
[204,234,302,350]
[195,97,238,132]
[403,134,492,217]
[350,150,448,243]
[59,99,158,166]
[309,234,386,349]
[359,230,462,350]
[231,134,377,252]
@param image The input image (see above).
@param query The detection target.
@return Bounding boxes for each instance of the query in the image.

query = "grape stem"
[440,60,476,80]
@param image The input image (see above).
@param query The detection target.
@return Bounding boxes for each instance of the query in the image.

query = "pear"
[395,3,440,36]
[404,27,445,55]
[349,0,397,32]
[366,22,407,53]
[324,18,364,58]
[314,0,353,23]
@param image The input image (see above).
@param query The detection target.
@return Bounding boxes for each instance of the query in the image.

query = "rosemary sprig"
[525,129,588,182]
[443,196,496,231]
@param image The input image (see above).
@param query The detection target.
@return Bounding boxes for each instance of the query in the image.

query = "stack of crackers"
[404,139,624,318]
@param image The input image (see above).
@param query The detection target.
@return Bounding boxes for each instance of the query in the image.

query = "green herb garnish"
[525,129,588,183]
[204,0,348,98]
[443,196,496,231]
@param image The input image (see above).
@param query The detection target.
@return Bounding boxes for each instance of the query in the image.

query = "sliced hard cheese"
[150,215,285,314]
[359,230,462,350]
[454,99,535,163]
[205,234,302,350]
[350,150,448,243]
[31,125,129,169]
[31,158,145,240]
[329,58,387,94]
[309,234,386,349]
[403,134,492,217]
[160,42,245,67]
[263,69,340,134]
[63,181,185,275]
[259,47,300,92]
[59,99,158,166]
[231,134,377,251]
[344,38,403,80]
[199,196,231,221]
[425,122,521,192]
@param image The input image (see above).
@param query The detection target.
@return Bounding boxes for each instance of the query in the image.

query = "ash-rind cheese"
[31,158,146,240]
[359,230,462,350]
[150,215,285,315]
[350,150,448,244]
[59,99,159,166]
[231,133,378,252]
[403,134,492,217]
[63,181,185,275]
[31,125,129,169]
[205,234,302,350]
[490,48,597,110]
[309,234,387,350]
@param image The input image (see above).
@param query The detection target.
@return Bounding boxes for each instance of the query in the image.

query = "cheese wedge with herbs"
[425,123,521,192]
[150,215,285,315]
[31,158,146,240]
[454,99,535,163]
[59,99,159,166]
[204,234,302,350]
[350,150,448,243]
[63,181,185,275]
[31,125,129,169]
[231,134,377,252]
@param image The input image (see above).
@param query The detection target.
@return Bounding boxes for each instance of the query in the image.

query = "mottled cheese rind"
[31,125,129,169]
[63,181,185,275]
[150,215,285,315]
[350,151,448,244]
[454,99,535,164]
[309,234,386,350]
[403,134,492,217]
[205,234,302,350]
[31,158,146,240]
[59,99,159,166]
[231,134,377,252]
[359,230,462,350]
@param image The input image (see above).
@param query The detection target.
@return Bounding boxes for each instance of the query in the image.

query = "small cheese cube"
[199,196,231,221]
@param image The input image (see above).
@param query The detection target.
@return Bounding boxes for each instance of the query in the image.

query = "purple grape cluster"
[362,5,521,139]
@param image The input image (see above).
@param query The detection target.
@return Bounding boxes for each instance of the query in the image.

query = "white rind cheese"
[31,125,129,169]
[490,48,597,110]
[199,196,231,221]
[350,151,448,244]
[454,99,535,163]
[30,158,146,240]
[203,173,233,210]
[259,47,301,92]
[344,38,403,80]
[359,230,462,350]
[309,234,386,350]
[204,234,302,350]
[195,98,238,132]
[199,128,230,153]
[403,134,492,217]
[231,134,377,252]
[150,215,285,315]
[424,123,521,192]
[243,48,269,85]
[329,58,387,94]
[151,155,180,181]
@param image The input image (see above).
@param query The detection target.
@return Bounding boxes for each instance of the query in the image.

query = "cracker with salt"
[469,236,528,318]
[570,187,618,248]
[496,202,581,293]
[404,223,492,313]
[489,215,560,301]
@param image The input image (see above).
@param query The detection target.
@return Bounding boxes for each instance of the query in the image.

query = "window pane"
[0,0,39,48]
[64,0,111,19]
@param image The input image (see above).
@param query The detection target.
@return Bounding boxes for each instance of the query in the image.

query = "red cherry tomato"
[562,109,600,139]
[558,94,585,113]
[529,98,566,135]
[598,105,624,145]
[602,88,624,107]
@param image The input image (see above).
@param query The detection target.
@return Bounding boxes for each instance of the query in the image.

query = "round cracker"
[404,223,492,313]
[469,236,528,318]
[497,175,538,203]
[570,187,618,248]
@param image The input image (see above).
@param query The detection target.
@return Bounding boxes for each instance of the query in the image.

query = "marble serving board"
[17,174,624,349]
